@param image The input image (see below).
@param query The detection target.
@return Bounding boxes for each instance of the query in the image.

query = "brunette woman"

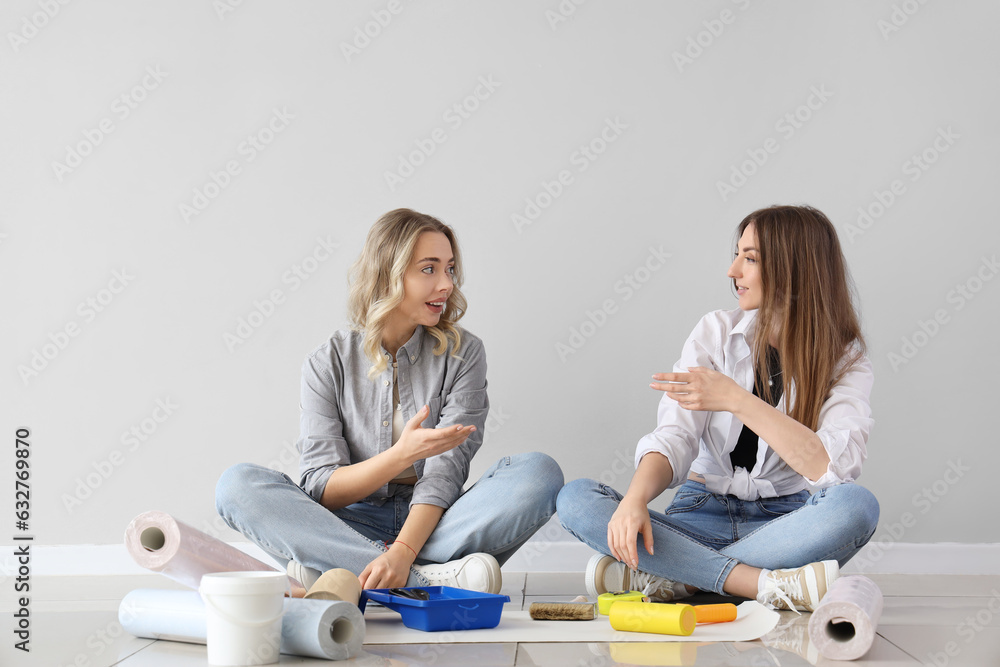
[557,205,878,612]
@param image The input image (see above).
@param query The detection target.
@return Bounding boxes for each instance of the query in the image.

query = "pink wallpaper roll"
[808,575,884,660]
[124,510,295,589]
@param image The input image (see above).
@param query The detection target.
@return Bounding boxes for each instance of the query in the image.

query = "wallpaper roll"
[124,510,295,589]
[119,589,364,661]
[305,568,362,605]
[807,575,883,660]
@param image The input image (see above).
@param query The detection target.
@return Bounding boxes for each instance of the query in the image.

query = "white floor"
[5,571,1000,666]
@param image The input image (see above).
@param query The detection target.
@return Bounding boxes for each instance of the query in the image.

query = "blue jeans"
[556,478,879,595]
[216,452,563,587]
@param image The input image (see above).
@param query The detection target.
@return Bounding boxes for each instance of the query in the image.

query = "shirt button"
[384,380,389,386]
[410,356,415,362]
[383,420,389,427]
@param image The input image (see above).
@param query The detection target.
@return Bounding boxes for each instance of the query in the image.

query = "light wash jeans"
[216,452,563,587]
[556,478,879,595]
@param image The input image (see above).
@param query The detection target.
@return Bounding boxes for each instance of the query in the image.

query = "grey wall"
[3,1,997,549]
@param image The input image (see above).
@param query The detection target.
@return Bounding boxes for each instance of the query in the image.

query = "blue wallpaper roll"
[119,589,364,661]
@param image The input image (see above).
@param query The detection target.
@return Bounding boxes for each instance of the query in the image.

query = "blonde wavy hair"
[347,208,467,378]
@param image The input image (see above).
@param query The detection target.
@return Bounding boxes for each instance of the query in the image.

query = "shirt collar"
[728,309,757,367]
[729,308,757,342]
[396,325,426,364]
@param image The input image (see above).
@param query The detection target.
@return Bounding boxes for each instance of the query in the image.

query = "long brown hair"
[347,208,467,378]
[736,205,865,430]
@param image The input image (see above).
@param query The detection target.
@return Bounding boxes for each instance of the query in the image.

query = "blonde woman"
[217,209,562,593]
[558,205,879,612]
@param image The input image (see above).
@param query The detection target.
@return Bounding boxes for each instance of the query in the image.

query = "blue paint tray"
[360,586,510,632]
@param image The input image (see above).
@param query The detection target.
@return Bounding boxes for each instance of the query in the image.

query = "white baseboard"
[3,541,1000,577]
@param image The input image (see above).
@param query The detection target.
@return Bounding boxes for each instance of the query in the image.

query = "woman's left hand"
[358,545,415,590]
[650,366,744,412]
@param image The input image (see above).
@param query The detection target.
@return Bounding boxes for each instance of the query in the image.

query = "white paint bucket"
[199,571,288,666]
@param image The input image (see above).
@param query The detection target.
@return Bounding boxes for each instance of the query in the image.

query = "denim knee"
[215,462,271,518]
[816,483,880,545]
[510,452,564,514]
[555,478,601,530]
[517,452,564,488]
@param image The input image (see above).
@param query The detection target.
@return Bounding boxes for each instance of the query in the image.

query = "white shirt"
[634,308,874,500]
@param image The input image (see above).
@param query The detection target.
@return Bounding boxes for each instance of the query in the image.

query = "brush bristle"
[529,602,596,620]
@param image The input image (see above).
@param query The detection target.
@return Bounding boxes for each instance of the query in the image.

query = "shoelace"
[761,573,802,615]
[629,569,674,601]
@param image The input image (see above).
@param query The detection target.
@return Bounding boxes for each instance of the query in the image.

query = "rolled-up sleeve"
[804,354,874,491]
[634,317,717,489]
[297,353,350,502]
[411,337,489,509]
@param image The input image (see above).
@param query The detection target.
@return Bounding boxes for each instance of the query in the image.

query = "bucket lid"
[199,571,288,595]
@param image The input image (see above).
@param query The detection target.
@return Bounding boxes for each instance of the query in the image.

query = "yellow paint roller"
[609,601,697,636]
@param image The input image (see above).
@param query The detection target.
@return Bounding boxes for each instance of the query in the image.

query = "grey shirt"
[296,325,489,509]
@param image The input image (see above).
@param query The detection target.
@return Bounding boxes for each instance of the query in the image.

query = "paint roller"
[609,602,738,636]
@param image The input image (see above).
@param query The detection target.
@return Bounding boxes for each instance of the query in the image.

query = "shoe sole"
[585,553,614,599]
[475,554,502,594]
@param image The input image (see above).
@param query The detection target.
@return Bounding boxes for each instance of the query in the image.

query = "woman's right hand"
[396,405,476,463]
[607,494,654,570]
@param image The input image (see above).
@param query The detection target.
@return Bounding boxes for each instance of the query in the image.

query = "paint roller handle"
[694,603,738,624]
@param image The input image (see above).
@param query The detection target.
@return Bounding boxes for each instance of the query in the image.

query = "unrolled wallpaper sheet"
[362,600,779,644]
[808,575,884,660]
[124,510,296,588]
[119,589,364,661]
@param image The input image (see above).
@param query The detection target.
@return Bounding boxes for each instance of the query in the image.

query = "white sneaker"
[584,553,690,602]
[757,560,839,613]
[412,553,502,594]
[286,560,321,590]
